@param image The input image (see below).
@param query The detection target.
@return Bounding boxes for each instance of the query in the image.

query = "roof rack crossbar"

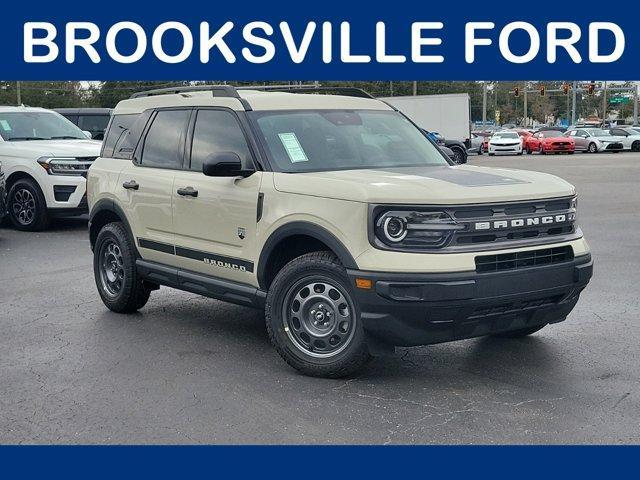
[236,85,375,99]
[129,85,241,99]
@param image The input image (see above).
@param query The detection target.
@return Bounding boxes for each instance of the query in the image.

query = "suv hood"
[1,139,101,158]
[273,165,575,204]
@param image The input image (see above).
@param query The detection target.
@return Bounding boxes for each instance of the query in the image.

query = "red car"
[524,130,575,154]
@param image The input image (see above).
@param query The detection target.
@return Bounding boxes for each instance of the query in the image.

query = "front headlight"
[37,157,92,176]
[372,208,462,250]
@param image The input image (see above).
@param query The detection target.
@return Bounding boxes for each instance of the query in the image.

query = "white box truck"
[379,93,471,142]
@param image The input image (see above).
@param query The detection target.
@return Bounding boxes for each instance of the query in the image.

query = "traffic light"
[587,83,595,95]
[563,83,570,95]
[539,85,546,96]
[514,87,519,97]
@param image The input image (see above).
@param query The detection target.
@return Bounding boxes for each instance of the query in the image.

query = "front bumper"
[543,144,575,153]
[347,254,592,347]
[600,142,624,152]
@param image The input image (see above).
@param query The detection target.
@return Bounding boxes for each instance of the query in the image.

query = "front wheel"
[265,251,371,378]
[93,222,151,313]
[588,142,598,153]
[451,146,467,164]
[632,141,640,152]
[7,178,49,231]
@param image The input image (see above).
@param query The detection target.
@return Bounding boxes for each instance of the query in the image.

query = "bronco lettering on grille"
[474,214,574,231]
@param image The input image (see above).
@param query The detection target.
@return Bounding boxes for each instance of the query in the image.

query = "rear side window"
[102,114,139,158]
[141,110,191,169]
[190,110,253,172]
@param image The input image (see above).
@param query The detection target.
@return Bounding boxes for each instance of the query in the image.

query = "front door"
[172,109,262,285]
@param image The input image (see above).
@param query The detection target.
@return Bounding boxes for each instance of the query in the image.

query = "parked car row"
[482,125,640,156]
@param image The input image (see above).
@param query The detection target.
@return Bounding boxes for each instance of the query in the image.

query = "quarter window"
[141,110,190,169]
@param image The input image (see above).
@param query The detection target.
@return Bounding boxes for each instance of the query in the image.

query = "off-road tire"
[265,251,371,378]
[493,324,546,338]
[93,222,151,313]
[7,178,49,231]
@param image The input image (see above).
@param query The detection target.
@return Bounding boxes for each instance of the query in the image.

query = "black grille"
[450,197,576,248]
[475,246,574,273]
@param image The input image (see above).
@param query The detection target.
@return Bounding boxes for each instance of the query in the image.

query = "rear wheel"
[94,222,151,313]
[265,251,371,378]
[7,178,49,231]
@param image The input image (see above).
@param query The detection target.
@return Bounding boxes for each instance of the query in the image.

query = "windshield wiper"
[49,135,84,140]
[7,137,48,141]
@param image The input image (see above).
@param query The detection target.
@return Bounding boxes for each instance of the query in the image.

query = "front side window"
[250,110,449,173]
[190,110,253,172]
[141,110,190,169]
[0,111,86,141]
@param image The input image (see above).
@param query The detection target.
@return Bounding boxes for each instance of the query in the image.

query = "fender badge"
[237,227,246,240]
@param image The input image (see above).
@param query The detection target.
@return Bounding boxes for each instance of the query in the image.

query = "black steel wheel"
[265,251,371,377]
[93,222,152,313]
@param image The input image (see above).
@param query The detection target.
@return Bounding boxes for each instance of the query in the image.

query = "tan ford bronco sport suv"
[87,85,593,377]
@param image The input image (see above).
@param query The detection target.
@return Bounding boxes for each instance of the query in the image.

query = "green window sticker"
[0,120,12,131]
[278,132,308,163]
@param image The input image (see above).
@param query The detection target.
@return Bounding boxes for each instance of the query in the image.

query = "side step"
[136,259,266,309]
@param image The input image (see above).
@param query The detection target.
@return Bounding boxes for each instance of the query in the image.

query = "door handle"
[122,180,139,190]
[177,186,198,198]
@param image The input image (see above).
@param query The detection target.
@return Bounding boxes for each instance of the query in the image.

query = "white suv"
[88,85,592,377]
[0,106,102,230]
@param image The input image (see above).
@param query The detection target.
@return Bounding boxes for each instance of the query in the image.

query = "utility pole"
[412,81,417,96]
[523,84,528,127]
[602,81,607,123]
[634,83,639,125]
[390,81,393,96]
[566,87,570,125]
[571,81,577,125]
[482,82,487,127]
[16,81,21,105]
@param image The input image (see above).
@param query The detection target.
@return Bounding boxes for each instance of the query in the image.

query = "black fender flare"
[257,221,358,288]
[88,198,138,256]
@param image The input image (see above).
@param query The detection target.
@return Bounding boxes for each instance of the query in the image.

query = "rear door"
[115,108,191,267]
[172,108,262,284]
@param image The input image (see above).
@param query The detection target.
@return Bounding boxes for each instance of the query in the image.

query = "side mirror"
[82,130,92,139]
[202,152,254,178]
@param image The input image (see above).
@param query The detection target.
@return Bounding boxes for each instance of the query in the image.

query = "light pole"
[482,82,487,127]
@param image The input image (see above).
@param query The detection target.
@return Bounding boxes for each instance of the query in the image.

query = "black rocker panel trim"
[175,246,254,273]
[138,238,176,255]
[137,237,254,273]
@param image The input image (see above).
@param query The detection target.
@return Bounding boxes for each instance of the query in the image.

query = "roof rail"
[237,84,376,99]
[129,85,241,99]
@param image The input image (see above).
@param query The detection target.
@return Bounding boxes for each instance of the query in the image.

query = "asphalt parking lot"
[1,152,639,444]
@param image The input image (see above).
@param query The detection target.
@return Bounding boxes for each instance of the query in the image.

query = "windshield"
[492,132,519,139]
[0,111,86,141]
[250,110,450,173]
[539,131,564,137]
[586,129,611,137]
